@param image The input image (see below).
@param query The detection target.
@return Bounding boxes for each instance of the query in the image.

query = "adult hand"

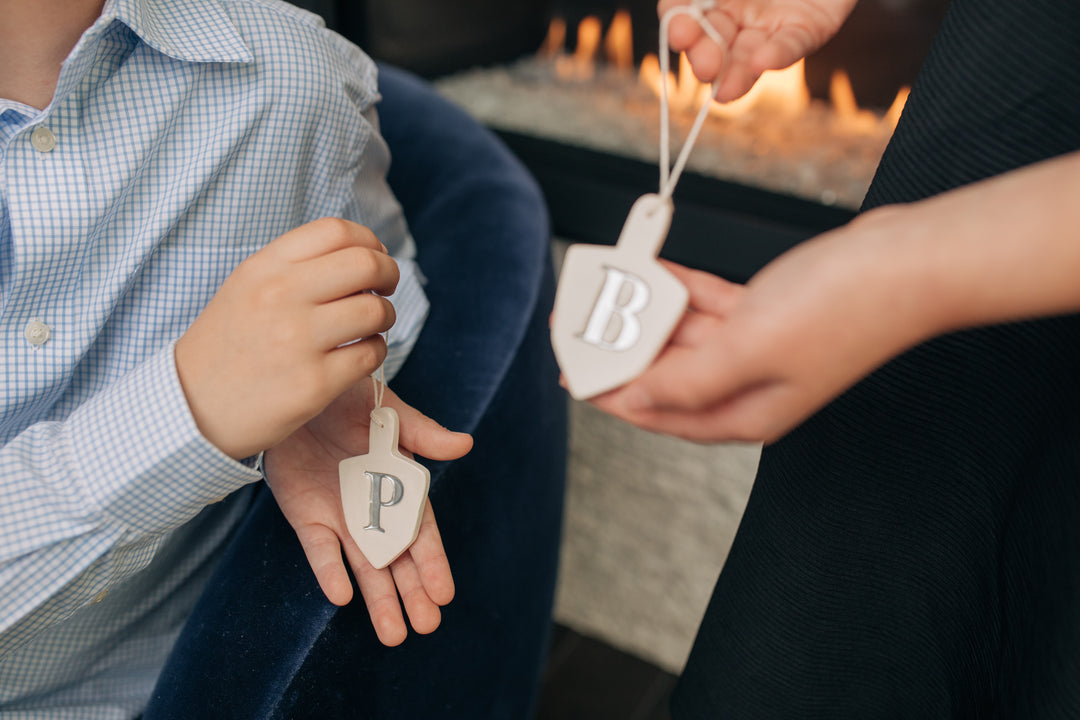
[592,145,1080,445]
[659,0,858,102]
[590,207,937,443]
[263,381,473,646]
[176,218,399,460]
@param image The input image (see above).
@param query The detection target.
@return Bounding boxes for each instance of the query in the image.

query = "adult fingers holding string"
[658,0,859,103]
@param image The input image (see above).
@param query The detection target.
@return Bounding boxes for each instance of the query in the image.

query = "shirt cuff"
[383,256,428,382]
[65,342,263,535]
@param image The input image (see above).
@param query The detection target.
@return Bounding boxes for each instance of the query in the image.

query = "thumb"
[384,390,473,462]
[606,264,747,410]
[618,346,728,414]
[663,261,745,317]
[615,316,755,415]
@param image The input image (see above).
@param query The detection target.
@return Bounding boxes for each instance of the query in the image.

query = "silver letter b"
[580,267,650,351]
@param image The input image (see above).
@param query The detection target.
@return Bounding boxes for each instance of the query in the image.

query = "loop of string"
[371,329,388,425]
[658,0,726,200]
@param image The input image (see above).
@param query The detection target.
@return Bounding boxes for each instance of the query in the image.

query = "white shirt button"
[91,589,109,604]
[30,126,57,153]
[25,320,52,347]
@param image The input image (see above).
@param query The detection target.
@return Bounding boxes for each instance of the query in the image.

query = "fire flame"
[604,9,635,72]
[883,87,911,131]
[639,54,811,119]
[552,16,602,80]
[539,17,566,58]
[545,14,909,133]
[829,69,878,133]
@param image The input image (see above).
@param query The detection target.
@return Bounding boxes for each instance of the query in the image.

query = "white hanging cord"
[371,329,388,418]
[658,0,727,200]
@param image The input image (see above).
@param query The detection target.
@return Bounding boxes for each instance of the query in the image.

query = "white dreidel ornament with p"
[339,361,430,570]
[551,0,727,400]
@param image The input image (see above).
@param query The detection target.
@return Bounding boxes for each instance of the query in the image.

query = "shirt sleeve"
[349,108,428,382]
[0,343,262,649]
[322,30,429,382]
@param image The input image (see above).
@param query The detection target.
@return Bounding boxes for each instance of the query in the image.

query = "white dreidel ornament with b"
[552,194,688,400]
[551,0,727,400]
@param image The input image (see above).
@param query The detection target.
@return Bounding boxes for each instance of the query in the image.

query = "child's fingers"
[389,554,443,636]
[346,542,409,647]
[295,523,353,606]
[316,294,396,350]
[271,217,387,262]
[323,337,388,395]
[302,246,401,302]
[410,501,455,606]
[387,502,453,635]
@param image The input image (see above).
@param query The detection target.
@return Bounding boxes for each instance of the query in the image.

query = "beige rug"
[553,396,760,673]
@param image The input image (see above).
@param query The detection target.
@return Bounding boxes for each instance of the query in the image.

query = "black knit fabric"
[672,1,1080,717]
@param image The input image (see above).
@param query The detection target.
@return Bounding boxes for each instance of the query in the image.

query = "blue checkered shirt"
[0,0,428,715]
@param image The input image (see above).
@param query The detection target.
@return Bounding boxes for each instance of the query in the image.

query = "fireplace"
[317,0,948,281]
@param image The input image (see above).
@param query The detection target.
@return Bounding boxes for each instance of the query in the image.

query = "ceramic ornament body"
[339,407,429,569]
[552,193,689,400]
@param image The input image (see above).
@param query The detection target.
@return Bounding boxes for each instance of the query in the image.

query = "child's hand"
[175,218,399,460]
[262,382,473,646]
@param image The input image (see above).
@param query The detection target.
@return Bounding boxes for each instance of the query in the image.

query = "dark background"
[315,0,949,109]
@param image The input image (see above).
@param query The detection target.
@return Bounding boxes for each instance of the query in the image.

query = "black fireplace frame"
[498,131,857,282]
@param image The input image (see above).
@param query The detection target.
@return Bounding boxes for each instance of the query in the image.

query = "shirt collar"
[100,0,253,64]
